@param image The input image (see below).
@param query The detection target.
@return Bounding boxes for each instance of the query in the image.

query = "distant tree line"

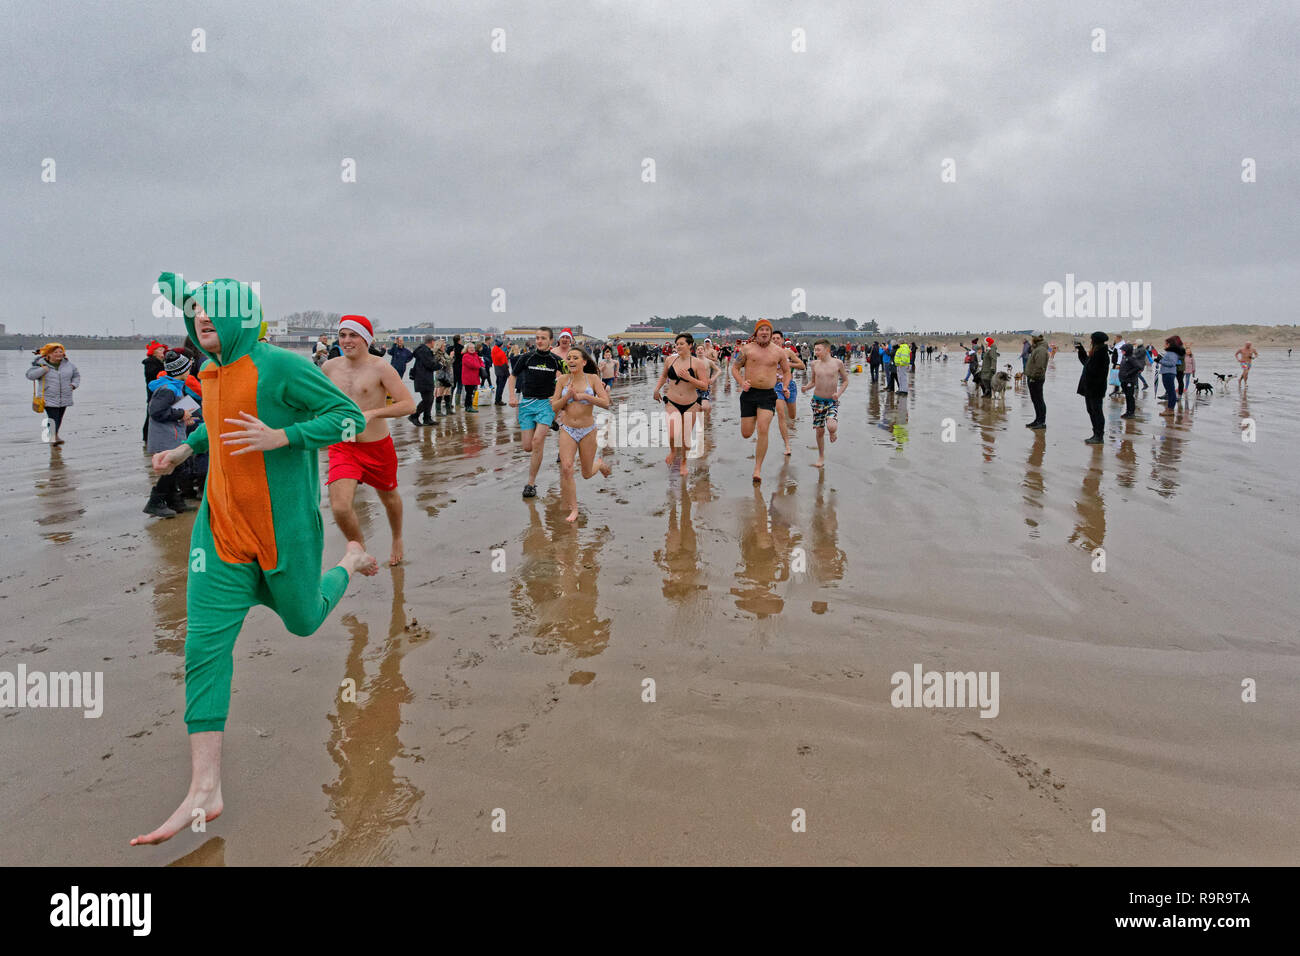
[646,313,877,334]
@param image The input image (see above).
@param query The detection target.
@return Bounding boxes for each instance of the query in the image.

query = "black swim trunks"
[739,386,777,418]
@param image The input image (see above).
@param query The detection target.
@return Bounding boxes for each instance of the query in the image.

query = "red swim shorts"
[327,435,399,491]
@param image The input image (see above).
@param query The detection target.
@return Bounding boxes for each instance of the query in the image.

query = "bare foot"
[389,538,404,567]
[783,443,792,456]
[812,459,824,468]
[829,428,838,443]
[131,783,223,846]
[566,508,579,522]
[678,459,688,476]
[665,450,676,465]
[339,540,379,577]
[752,472,762,484]
[599,459,613,478]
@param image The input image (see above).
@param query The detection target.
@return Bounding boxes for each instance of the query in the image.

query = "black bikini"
[664,360,699,415]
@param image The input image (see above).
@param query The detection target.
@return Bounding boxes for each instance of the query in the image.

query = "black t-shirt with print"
[510,349,564,399]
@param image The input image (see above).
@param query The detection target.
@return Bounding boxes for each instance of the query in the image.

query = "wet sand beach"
[1,347,1297,866]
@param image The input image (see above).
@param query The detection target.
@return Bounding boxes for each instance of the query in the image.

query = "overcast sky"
[3,0,1296,337]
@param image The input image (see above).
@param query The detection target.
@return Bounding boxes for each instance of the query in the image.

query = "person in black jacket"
[1117,343,1144,418]
[408,335,439,425]
[450,335,465,408]
[142,342,167,444]
[1076,331,1110,444]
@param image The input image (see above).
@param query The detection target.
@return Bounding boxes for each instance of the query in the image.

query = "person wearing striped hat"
[321,315,417,568]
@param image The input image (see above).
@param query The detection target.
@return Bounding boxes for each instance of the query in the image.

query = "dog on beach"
[1013,371,1024,386]
[993,367,1012,398]
[1213,371,1235,392]
[1194,378,1214,396]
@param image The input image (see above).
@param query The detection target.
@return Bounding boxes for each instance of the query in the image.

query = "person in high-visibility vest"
[894,342,912,394]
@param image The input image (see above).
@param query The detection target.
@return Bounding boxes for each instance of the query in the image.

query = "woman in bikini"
[653,332,710,477]
[550,346,614,522]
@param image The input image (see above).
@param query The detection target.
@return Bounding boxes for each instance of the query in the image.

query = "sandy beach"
[1,345,1297,866]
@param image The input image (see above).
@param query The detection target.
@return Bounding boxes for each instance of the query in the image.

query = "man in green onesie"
[132,273,379,847]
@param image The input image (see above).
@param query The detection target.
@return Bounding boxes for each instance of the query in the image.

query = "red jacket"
[462,351,484,386]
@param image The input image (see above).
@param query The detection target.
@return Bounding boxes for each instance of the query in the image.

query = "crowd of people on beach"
[16,274,1275,849]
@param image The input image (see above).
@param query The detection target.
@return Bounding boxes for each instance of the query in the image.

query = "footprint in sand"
[441,726,473,745]
[496,723,529,752]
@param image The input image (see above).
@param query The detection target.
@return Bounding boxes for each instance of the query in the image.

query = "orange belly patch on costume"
[201,356,278,570]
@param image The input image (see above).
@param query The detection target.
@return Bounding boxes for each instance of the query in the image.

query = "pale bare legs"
[663,404,698,477]
[812,415,837,468]
[740,408,774,482]
[329,478,404,566]
[132,540,376,846]
[558,429,612,521]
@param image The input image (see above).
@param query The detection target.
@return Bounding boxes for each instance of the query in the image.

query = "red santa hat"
[558,328,574,340]
[339,314,374,345]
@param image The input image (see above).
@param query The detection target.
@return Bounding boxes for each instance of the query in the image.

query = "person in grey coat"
[26,343,81,444]
[143,351,197,518]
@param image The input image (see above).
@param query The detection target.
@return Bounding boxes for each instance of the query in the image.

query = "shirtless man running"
[731,319,791,483]
[808,338,849,468]
[695,338,724,419]
[1235,341,1259,386]
[322,315,416,566]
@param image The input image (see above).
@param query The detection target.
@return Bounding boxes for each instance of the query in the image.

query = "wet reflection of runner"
[656,487,702,603]
[311,565,426,865]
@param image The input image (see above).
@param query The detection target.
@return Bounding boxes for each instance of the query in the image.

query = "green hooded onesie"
[158,273,365,733]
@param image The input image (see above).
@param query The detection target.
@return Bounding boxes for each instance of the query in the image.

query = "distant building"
[624,322,668,333]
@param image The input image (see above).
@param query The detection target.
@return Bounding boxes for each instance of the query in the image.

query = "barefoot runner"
[730,319,790,483]
[551,346,614,521]
[133,273,378,848]
[653,332,711,476]
[771,330,805,455]
[1235,340,1259,386]
[808,338,849,468]
[322,315,416,567]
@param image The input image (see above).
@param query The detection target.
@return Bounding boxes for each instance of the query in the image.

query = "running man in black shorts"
[730,319,790,483]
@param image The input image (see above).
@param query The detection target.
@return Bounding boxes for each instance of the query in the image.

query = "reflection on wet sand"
[731,478,792,618]
[967,389,1006,461]
[167,836,226,867]
[1068,458,1106,551]
[808,471,845,589]
[875,394,910,448]
[514,500,611,660]
[1022,430,1046,536]
[1148,412,1186,499]
[1115,421,1139,490]
[308,566,426,865]
[656,486,702,602]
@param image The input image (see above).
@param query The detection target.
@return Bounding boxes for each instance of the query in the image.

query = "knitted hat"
[338,315,374,345]
[164,349,192,376]
[753,319,773,334]
[1091,331,1109,345]
[985,337,994,346]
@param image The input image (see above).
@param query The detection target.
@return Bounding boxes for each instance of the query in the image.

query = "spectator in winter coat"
[26,343,80,446]
[1076,331,1110,443]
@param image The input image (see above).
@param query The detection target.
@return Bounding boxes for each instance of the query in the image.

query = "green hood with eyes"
[158,272,263,367]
